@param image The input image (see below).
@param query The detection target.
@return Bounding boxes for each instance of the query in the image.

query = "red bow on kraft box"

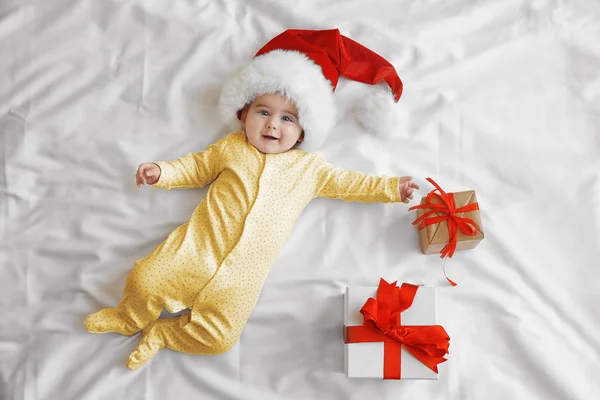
[409,177,485,286]
[344,279,450,380]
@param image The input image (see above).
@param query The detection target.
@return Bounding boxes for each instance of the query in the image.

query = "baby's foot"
[84,308,140,336]
[126,321,166,370]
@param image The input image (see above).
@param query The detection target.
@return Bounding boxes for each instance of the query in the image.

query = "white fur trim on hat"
[219,50,335,152]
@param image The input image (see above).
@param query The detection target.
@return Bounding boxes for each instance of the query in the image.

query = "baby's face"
[240,93,304,154]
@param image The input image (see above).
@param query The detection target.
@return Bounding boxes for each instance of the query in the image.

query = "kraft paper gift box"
[415,190,484,255]
[343,281,449,380]
[409,178,484,258]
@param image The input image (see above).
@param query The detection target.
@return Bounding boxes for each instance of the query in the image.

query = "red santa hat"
[219,28,403,151]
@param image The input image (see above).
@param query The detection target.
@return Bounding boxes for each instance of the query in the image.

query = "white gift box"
[343,285,439,379]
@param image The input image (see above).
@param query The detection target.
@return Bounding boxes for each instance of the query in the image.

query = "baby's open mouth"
[263,135,279,140]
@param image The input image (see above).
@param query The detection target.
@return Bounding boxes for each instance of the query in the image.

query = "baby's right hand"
[136,163,161,187]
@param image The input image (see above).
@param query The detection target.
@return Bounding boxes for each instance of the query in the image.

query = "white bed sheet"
[1,0,600,399]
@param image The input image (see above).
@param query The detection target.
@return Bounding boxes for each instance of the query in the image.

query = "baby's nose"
[266,118,278,130]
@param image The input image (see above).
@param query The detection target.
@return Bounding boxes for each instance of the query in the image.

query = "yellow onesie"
[85,131,402,369]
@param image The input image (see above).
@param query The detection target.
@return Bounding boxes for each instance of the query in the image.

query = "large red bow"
[409,178,480,285]
[344,279,450,380]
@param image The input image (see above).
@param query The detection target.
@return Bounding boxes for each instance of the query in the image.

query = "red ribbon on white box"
[344,279,450,379]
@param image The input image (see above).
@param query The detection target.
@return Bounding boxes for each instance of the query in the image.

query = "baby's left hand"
[398,176,419,204]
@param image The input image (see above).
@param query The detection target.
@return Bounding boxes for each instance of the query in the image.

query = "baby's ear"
[239,105,250,127]
[297,131,305,144]
[239,109,248,127]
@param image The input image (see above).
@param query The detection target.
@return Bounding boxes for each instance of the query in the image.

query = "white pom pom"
[355,88,406,137]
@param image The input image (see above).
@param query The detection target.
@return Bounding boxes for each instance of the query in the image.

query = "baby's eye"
[282,116,294,122]
[259,110,269,116]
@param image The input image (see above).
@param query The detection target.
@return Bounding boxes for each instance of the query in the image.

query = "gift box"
[343,279,449,380]
[410,178,484,258]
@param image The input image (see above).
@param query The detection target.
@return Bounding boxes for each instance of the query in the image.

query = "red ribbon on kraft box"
[409,177,481,286]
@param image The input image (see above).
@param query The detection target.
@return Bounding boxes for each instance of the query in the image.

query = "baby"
[85,29,417,370]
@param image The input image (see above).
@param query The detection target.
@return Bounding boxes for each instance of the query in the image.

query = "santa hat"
[219,28,403,151]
